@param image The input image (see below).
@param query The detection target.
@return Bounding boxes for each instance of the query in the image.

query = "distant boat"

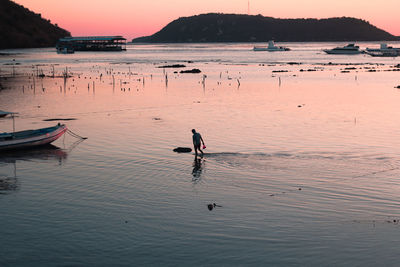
[323,43,362,55]
[57,46,75,54]
[0,124,67,151]
[253,41,290,52]
[365,43,399,57]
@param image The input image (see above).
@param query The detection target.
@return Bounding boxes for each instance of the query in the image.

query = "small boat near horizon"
[57,46,75,54]
[0,124,68,151]
[323,43,362,55]
[253,41,290,52]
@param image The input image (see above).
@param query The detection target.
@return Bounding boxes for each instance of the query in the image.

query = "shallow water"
[1,43,400,266]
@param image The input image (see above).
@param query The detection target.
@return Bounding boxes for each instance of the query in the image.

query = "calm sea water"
[1,42,400,266]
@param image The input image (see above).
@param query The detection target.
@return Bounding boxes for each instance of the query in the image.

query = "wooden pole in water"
[112,75,115,91]
[12,114,15,133]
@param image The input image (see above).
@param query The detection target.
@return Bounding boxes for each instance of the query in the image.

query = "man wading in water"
[192,129,205,158]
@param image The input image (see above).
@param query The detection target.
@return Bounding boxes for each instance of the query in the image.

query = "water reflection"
[192,157,203,181]
[0,145,68,194]
[0,162,17,193]
[0,144,68,163]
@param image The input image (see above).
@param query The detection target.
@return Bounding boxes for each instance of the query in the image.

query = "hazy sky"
[15,0,400,40]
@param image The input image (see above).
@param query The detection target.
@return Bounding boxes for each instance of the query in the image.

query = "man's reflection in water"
[192,157,203,181]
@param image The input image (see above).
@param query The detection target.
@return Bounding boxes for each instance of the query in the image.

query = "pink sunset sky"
[15,0,400,40]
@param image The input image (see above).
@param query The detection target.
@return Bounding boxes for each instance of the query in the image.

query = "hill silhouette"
[0,0,70,49]
[133,13,398,43]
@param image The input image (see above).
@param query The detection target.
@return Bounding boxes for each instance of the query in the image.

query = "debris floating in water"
[207,203,222,211]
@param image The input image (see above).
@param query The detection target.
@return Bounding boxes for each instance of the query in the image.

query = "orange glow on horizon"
[14,0,400,40]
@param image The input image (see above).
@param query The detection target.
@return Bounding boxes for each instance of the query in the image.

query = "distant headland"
[0,0,70,49]
[132,13,399,43]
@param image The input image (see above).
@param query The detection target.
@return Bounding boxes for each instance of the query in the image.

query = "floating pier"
[56,36,127,52]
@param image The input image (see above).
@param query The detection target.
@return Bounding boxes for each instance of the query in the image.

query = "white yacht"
[253,41,290,52]
[365,43,399,57]
[323,44,362,55]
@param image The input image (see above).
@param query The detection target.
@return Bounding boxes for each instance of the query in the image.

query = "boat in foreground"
[0,110,14,118]
[323,43,362,55]
[0,124,67,151]
[253,40,290,52]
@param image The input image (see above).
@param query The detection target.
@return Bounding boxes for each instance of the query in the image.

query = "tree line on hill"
[0,0,70,49]
[133,13,399,43]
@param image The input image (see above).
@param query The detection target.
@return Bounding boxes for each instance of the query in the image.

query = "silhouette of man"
[192,129,205,158]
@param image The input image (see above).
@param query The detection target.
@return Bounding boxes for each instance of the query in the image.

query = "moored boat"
[253,40,290,52]
[57,46,75,54]
[366,50,399,57]
[0,110,14,118]
[0,124,67,151]
[365,43,399,57]
[323,43,362,55]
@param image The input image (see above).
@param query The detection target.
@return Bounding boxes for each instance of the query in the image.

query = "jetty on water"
[56,36,127,52]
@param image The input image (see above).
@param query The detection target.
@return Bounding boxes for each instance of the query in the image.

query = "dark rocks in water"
[180,69,201,74]
[157,64,186,68]
[173,147,192,153]
[272,70,289,73]
[43,118,77,121]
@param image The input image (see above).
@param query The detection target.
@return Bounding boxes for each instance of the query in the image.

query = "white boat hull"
[253,40,290,52]
[0,125,67,151]
[253,47,289,52]
[323,49,362,55]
